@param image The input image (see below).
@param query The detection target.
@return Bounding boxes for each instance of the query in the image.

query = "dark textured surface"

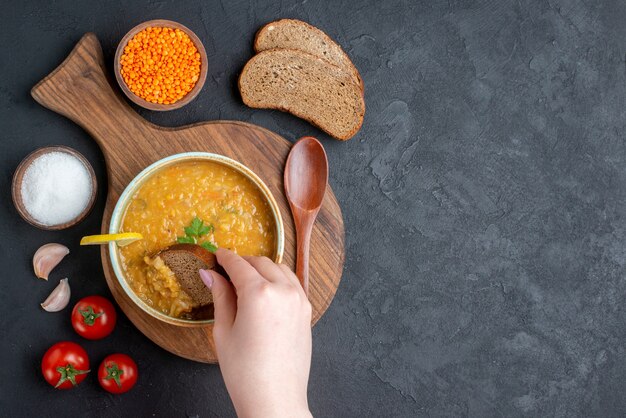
[1,0,625,416]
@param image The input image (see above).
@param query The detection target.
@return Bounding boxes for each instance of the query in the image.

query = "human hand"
[199,249,313,418]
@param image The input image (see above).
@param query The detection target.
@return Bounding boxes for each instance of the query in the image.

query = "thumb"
[199,269,236,331]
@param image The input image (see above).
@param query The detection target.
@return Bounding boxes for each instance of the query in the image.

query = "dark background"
[1,0,625,416]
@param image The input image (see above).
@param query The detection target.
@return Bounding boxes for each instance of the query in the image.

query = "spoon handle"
[294,213,316,295]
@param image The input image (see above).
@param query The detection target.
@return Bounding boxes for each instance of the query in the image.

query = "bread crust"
[253,18,364,92]
[239,48,365,140]
[160,243,216,267]
[158,244,216,306]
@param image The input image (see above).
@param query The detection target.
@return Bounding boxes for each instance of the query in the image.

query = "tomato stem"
[79,306,103,326]
[105,362,124,388]
[55,363,90,388]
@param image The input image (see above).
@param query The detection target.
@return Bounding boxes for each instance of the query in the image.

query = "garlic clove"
[33,243,70,280]
[41,278,71,312]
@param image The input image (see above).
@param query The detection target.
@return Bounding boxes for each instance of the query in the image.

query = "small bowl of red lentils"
[114,19,208,111]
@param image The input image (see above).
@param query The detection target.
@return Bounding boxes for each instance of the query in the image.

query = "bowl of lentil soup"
[114,20,208,111]
[109,153,284,326]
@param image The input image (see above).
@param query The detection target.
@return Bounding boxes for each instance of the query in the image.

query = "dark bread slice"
[239,49,365,140]
[254,19,364,91]
[158,244,215,306]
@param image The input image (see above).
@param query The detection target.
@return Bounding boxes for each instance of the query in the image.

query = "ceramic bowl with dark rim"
[11,145,97,230]
[114,19,208,111]
[108,152,285,327]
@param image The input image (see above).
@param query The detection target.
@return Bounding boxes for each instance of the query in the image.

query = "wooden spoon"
[284,137,329,295]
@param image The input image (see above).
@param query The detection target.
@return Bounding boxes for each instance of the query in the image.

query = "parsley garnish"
[200,241,218,252]
[177,217,217,253]
[184,217,213,237]
[176,236,196,244]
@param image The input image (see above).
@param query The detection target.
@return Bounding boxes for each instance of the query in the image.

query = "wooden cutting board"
[31,33,345,363]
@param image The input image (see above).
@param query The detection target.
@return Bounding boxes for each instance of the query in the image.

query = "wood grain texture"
[30,33,345,363]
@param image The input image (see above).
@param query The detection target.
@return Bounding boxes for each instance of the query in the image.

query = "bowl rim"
[114,19,208,111]
[11,145,97,230]
[109,152,285,327]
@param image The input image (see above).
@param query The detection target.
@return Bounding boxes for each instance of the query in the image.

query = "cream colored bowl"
[109,152,284,327]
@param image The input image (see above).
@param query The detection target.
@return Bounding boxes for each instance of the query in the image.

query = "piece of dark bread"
[254,19,364,90]
[239,48,365,140]
[158,244,215,306]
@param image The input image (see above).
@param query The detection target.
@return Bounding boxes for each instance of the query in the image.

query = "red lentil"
[120,27,201,104]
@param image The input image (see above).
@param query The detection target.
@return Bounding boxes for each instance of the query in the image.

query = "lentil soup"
[118,159,277,319]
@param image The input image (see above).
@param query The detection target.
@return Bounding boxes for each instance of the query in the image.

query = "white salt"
[21,151,92,226]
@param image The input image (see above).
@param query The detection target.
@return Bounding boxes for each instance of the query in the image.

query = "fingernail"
[199,269,213,289]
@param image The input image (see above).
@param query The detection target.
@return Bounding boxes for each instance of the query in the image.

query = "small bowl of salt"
[12,146,97,230]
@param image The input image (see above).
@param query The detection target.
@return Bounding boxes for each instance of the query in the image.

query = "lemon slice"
[80,233,143,247]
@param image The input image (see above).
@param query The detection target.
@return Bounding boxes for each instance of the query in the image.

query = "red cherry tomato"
[71,296,117,340]
[98,354,138,394]
[41,341,90,389]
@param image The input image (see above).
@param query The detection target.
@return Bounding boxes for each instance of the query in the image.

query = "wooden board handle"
[30,33,155,157]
